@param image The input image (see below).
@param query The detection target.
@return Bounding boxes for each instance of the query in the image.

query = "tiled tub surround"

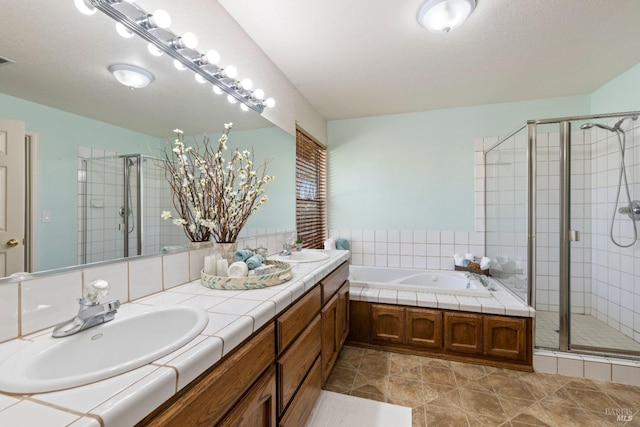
[0,248,349,426]
[349,276,534,319]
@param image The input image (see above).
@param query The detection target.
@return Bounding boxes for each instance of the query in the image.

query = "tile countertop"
[350,276,535,318]
[0,250,350,427]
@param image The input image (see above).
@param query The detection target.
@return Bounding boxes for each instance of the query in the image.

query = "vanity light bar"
[88,0,271,113]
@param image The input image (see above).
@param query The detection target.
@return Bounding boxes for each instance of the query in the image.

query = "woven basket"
[454,265,490,276]
[201,260,292,290]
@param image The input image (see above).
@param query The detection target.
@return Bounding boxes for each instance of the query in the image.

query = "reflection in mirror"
[0,2,295,278]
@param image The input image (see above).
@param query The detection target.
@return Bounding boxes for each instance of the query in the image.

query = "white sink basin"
[0,306,208,393]
[275,250,330,263]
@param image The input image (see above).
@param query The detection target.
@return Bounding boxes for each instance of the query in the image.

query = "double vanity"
[0,250,350,427]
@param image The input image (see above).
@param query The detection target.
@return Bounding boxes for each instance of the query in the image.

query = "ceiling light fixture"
[86,0,274,113]
[109,64,154,89]
[417,0,476,34]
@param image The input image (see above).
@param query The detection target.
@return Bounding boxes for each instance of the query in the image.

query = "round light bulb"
[213,86,223,95]
[227,94,237,104]
[253,88,265,100]
[265,97,276,108]
[195,74,207,84]
[147,43,163,57]
[115,22,134,38]
[74,0,96,15]
[240,78,253,90]
[205,50,220,65]
[181,32,198,49]
[224,65,238,79]
[240,104,249,112]
[152,9,171,29]
[173,59,186,71]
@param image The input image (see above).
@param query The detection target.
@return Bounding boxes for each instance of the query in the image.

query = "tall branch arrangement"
[161,123,274,243]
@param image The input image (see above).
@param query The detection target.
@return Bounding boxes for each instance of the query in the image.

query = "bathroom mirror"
[0,1,295,276]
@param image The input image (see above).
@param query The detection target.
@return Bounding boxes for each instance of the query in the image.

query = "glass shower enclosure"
[79,154,185,264]
[485,111,640,358]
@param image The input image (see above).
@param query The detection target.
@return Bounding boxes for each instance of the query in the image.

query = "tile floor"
[535,311,640,352]
[324,345,640,426]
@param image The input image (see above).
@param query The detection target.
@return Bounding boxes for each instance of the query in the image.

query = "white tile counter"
[0,250,350,427]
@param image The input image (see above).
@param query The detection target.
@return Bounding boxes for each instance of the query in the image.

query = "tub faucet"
[52,280,120,338]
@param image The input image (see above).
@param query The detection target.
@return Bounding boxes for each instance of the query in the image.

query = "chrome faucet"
[281,242,294,256]
[52,279,120,338]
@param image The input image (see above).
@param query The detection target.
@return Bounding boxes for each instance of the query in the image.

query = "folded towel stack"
[234,249,254,262]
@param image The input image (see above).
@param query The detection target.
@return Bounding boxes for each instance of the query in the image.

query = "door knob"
[6,239,19,247]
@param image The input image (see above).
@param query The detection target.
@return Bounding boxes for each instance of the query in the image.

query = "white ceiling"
[2,1,640,137]
[219,0,640,120]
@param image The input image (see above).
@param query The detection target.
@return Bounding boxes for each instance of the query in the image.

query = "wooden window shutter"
[296,126,327,249]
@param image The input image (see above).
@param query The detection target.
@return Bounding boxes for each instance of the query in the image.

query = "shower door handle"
[569,230,579,242]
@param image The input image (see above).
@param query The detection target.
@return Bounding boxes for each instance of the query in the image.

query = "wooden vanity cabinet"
[139,261,350,427]
[370,304,442,348]
[139,323,276,427]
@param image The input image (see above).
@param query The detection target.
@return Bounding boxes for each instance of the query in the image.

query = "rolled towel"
[227,261,249,278]
[462,259,471,268]
[480,257,491,270]
[324,238,336,250]
[246,254,263,270]
[464,253,474,261]
[336,239,349,250]
[234,249,254,262]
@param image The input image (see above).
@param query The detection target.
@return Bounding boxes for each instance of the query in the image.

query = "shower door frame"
[530,111,640,357]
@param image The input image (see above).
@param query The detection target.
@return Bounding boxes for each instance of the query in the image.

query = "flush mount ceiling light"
[109,64,154,89]
[418,0,476,34]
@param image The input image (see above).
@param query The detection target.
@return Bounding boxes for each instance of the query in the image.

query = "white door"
[0,119,25,276]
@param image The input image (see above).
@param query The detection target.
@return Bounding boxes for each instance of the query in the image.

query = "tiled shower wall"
[585,121,640,342]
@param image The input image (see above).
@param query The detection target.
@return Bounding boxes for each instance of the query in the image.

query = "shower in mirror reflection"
[580,115,640,247]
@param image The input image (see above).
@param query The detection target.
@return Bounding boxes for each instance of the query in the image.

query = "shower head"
[580,122,616,132]
[581,115,638,133]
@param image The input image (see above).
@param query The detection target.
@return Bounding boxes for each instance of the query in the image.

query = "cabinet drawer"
[320,261,349,305]
[276,285,321,354]
[141,323,275,427]
[218,366,276,427]
[277,315,321,416]
[278,357,322,427]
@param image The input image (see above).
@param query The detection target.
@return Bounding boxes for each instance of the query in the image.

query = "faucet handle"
[83,279,110,304]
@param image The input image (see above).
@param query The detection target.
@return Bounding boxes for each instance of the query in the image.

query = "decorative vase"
[188,241,212,250]
[211,242,237,265]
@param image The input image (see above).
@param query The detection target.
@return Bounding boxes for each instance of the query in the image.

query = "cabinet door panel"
[483,315,528,361]
[321,293,339,384]
[444,312,482,354]
[219,367,276,427]
[406,307,442,348]
[371,304,404,344]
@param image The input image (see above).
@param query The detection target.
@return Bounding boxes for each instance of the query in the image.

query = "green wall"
[327,95,591,231]
[590,62,640,114]
[0,93,161,271]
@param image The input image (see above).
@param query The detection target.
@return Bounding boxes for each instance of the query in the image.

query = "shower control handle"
[618,200,640,221]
